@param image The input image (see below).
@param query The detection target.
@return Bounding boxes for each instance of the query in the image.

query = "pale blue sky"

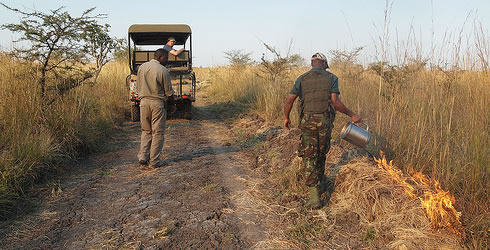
[0,0,489,66]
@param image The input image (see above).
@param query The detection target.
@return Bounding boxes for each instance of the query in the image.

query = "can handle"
[352,121,369,132]
[363,122,369,132]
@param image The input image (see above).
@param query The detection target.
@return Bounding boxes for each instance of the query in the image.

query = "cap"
[311,52,327,61]
[168,37,176,42]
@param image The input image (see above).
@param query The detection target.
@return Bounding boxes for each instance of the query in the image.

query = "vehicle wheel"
[184,101,192,120]
[130,103,140,122]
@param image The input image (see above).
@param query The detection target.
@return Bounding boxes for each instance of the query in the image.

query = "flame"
[374,152,464,237]
[374,153,416,198]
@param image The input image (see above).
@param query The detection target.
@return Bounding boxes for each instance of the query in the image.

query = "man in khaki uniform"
[284,52,361,209]
[137,49,175,169]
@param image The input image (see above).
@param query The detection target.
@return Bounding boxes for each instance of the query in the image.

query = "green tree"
[112,39,128,62]
[83,23,124,83]
[0,4,109,100]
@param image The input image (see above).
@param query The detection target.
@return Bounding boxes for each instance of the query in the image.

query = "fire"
[374,152,464,237]
[373,153,416,198]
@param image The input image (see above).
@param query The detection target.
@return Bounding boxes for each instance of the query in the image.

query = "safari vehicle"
[126,24,196,121]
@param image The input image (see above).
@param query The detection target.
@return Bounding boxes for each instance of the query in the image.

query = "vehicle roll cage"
[127,24,192,74]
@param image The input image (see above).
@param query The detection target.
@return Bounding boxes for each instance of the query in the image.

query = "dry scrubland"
[0,55,129,214]
[0,51,488,247]
[194,60,489,248]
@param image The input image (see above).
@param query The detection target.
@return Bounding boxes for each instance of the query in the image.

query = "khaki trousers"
[138,98,167,167]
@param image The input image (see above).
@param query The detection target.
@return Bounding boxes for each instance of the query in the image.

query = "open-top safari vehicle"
[126,24,196,121]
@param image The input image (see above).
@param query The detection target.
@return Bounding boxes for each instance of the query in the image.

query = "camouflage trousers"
[298,114,333,187]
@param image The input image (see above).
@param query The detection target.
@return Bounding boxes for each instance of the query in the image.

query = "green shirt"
[289,67,340,100]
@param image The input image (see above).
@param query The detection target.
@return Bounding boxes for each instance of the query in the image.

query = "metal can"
[340,122,371,148]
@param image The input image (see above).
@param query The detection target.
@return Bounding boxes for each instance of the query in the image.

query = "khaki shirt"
[136,59,174,101]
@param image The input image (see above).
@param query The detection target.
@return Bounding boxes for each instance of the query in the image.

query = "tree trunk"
[40,68,46,100]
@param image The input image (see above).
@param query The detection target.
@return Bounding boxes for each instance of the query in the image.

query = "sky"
[0,0,489,67]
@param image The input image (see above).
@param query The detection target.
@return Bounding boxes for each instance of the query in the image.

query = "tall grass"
[0,55,128,216]
[202,59,489,247]
[198,65,304,123]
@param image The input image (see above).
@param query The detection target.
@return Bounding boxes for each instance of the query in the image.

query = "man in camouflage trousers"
[284,53,361,209]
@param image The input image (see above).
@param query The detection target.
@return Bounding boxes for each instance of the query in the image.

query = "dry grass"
[229,116,465,249]
[0,55,128,216]
[194,66,303,124]
[202,57,489,247]
[335,66,489,248]
[326,158,462,249]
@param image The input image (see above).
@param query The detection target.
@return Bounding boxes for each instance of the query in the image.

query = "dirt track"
[0,99,265,249]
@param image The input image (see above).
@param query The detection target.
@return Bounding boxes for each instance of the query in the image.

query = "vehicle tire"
[130,103,140,122]
[184,101,192,120]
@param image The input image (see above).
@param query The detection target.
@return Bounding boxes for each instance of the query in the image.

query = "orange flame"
[374,153,416,198]
[374,152,464,237]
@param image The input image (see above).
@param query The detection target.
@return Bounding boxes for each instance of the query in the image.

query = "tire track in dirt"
[0,101,265,249]
[196,110,266,246]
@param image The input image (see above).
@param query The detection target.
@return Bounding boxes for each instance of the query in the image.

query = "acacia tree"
[259,42,304,82]
[0,4,110,100]
[112,38,129,61]
[83,23,124,83]
[224,49,253,67]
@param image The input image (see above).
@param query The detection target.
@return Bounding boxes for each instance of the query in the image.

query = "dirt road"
[0,99,265,249]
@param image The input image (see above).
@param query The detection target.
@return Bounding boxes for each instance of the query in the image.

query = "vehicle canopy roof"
[128,24,191,46]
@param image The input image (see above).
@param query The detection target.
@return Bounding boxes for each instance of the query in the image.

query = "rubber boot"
[319,177,327,195]
[305,186,322,209]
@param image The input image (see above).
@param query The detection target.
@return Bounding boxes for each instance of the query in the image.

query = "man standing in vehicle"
[284,52,361,209]
[137,49,175,169]
[163,37,184,56]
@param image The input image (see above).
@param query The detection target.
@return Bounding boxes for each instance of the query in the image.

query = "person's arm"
[330,93,361,122]
[162,68,174,95]
[169,48,184,56]
[167,95,176,114]
[162,68,176,113]
[284,94,298,129]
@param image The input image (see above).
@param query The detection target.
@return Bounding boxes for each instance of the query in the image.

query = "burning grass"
[374,155,464,237]
[276,154,463,248]
[374,152,464,238]
[231,115,464,248]
[325,158,462,249]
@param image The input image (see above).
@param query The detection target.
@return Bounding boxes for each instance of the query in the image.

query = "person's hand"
[284,118,291,129]
[170,105,177,114]
[351,114,362,123]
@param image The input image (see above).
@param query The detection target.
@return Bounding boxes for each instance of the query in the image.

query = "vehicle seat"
[133,51,154,70]
[167,51,190,72]
[133,50,191,72]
